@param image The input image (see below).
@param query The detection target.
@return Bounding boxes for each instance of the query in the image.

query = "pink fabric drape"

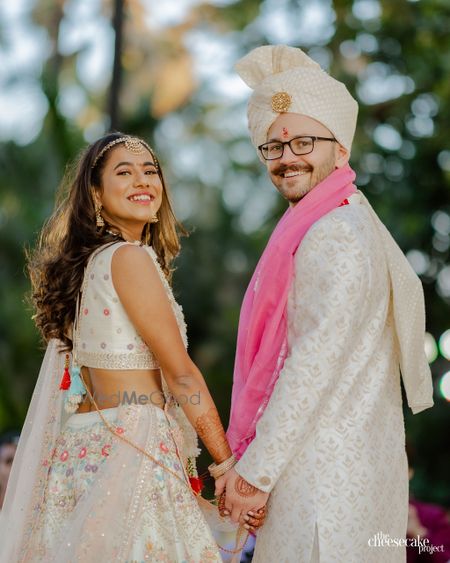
[227,164,357,458]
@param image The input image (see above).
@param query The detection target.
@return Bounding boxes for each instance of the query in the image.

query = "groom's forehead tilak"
[268,113,335,142]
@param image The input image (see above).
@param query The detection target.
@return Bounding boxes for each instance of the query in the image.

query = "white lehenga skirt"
[26,403,222,562]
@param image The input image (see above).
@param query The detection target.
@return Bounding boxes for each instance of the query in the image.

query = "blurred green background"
[0,0,449,504]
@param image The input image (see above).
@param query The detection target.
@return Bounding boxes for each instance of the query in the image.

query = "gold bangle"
[208,454,237,479]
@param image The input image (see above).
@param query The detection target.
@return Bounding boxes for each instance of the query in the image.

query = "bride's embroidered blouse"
[72,242,187,370]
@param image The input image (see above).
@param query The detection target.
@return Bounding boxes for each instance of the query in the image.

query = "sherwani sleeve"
[235,212,371,493]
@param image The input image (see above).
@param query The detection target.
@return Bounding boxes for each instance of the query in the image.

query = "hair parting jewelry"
[91,136,159,170]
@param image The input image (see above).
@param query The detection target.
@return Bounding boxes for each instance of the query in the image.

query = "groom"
[215,45,433,562]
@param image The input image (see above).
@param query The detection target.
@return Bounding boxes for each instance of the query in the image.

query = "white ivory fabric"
[236,45,359,155]
[236,194,433,562]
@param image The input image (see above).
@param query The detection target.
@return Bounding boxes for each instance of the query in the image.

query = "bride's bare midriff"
[76,366,164,413]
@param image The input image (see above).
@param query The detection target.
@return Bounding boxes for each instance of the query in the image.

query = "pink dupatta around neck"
[227,164,357,458]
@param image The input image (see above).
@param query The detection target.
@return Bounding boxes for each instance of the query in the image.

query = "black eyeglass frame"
[258,135,337,161]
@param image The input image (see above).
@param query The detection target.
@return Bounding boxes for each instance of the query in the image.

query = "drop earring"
[143,216,158,245]
[95,204,105,228]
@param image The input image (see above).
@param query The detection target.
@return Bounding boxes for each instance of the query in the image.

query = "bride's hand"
[218,490,268,532]
[215,468,269,526]
[242,505,267,532]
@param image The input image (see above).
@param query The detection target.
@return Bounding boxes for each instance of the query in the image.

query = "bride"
[0,132,263,562]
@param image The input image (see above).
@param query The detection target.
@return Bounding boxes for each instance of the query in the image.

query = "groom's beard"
[270,155,336,205]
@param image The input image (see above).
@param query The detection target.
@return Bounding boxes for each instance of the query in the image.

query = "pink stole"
[227,164,357,458]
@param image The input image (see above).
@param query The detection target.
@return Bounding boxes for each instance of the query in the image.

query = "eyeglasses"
[258,136,336,161]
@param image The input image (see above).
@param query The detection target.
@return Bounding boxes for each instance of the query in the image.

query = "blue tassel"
[68,366,86,396]
[64,365,86,413]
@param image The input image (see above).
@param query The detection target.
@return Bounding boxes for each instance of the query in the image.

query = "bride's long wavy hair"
[27,132,186,349]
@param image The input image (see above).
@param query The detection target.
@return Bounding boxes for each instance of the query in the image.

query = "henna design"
[246,505,267,530]
[248,514,265,527]
[194,407,231,463]
[234,476,258,498]
[218,492,228,517]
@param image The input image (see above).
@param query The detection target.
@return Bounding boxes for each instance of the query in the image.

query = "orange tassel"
[59,354,71,390]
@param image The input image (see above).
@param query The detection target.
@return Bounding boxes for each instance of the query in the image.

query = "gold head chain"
[91,136,159,170]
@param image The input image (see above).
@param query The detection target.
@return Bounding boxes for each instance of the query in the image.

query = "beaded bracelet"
[208,454,237,479]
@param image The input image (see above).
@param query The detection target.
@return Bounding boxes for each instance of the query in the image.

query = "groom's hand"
[215,468,269,524]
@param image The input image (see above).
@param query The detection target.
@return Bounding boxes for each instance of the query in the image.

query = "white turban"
[236,45,358,157]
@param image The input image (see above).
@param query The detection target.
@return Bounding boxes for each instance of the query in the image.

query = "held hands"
[215,467,269,532]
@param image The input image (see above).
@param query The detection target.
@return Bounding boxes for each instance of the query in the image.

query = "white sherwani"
[236,195,409,563]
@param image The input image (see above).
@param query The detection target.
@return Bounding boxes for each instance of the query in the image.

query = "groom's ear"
[335,143,349,169]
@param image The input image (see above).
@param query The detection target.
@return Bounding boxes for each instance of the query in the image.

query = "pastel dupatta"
[0,340,65,561]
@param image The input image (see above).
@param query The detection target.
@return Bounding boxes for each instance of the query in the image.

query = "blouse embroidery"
[73,242,187,370]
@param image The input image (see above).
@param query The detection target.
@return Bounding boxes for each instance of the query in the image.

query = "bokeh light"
[424,332,438,364]
[439,371,450,402]
[437,268,450,299]
[438,329,450,360]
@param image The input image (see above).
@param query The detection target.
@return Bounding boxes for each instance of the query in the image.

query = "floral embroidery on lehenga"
[21,243,221,562]
[33,406,220,561]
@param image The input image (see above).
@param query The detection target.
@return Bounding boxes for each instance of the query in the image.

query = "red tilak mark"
[282,127,289,138]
